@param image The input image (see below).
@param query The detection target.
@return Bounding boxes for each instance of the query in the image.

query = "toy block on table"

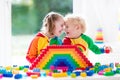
[30,45,93,70]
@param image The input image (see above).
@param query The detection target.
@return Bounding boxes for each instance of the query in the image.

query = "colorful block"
[95,27,104,44]
[30,45,93,70]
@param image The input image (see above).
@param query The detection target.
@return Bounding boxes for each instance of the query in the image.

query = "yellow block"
[5,66,12,70]
[80,72,87,77]
[71,73,76,78]
[104,68,112,72]
[52,72,68,78]
[45,69,50,75]
[23,68,28,72]
[12,70,19,74]
[31,75,38,79]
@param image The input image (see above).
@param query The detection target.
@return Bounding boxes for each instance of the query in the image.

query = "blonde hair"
[64,14,86,33]
[41,12,63,36]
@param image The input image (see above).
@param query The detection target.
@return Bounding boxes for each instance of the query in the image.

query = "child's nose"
[63,26,66,30]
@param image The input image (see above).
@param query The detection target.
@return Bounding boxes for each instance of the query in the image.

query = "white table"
[2,74,120,80]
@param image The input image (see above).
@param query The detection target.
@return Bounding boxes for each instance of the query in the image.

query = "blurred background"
[12,0,73,35]
[12,0,73,56]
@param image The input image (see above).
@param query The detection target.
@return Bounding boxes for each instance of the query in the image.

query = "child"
[63,14,111,57]
[26,12,64,63]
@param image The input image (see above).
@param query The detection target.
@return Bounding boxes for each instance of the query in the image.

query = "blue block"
[74,72,81,76]
[109,63,114,68]
[0,68,6,74]
[3,73,13,77]
[47,55,76,70]
[24,65,29,68]
[42,72,46,77]
[33,68,40,72]
[86,70,94,76]
[14,74,22,79]
[54,59,74,70]
[86,66,93,70]
[100,48,104,53]
[67,71,72,76]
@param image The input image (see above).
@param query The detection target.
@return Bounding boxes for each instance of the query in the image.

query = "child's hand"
[104,46,112,53]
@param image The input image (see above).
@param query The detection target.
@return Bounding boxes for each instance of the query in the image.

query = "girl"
[26,12,64,63]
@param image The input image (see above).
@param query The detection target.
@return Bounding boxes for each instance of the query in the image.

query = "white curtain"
[73,0,120,42]
[0,0,11,65]
[73,0,120,64]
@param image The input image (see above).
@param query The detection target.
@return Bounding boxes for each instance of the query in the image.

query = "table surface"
[1,74,120,80]
[1,42,120,80]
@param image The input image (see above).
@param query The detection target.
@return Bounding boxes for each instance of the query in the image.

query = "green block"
[19,66,24,70]
[104,71,115,76]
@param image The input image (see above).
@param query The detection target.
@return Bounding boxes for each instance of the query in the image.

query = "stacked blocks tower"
[30,45,93,70]
[118,24,120,41]
[95,27,104,44]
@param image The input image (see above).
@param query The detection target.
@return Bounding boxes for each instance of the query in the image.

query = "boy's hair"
[42,12,63,35]
[64,14,86,33]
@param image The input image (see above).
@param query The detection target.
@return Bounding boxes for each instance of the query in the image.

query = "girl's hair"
[64,14,86,33]
[41,12,63,36]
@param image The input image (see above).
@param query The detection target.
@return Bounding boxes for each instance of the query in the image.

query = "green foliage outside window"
[12,0,73,35]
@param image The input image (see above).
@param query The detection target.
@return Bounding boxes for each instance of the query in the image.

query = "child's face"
[54,18,64,36]
[64,20,82,38]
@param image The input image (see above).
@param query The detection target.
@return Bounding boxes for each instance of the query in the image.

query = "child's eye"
[66,26,68,28]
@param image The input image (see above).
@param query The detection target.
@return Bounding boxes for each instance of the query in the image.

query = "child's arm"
[81,34,103,54]
[87,37,112,54]
[26,37,38,63]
